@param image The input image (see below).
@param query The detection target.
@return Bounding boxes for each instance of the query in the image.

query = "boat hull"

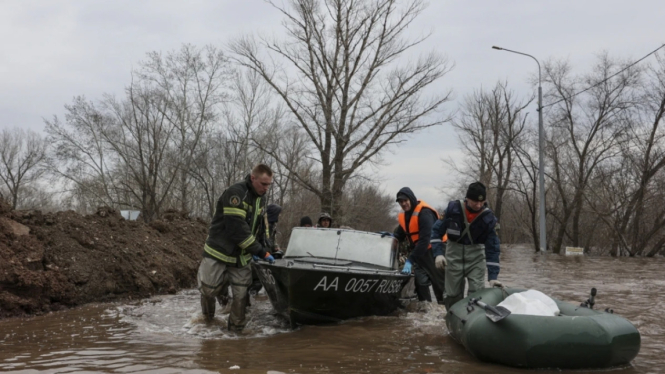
[253,260,411,326]
[445,287,641,369]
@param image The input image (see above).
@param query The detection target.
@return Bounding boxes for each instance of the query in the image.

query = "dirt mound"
[0,205,208,318]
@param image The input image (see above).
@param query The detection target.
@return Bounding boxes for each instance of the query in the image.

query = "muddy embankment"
[0,200,208,318]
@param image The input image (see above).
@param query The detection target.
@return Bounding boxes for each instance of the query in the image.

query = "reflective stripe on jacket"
[431,199,501,280]
[203,174,267,267]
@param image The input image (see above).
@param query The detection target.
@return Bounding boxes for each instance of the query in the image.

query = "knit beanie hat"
[299,216,313,227]
[466,182,487,202]
[266,204,282,223]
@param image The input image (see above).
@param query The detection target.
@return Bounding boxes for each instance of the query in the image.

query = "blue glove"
[378,231,394,238]
[264,254,275,264]
[252,255,260,262]
[401,259,412,274]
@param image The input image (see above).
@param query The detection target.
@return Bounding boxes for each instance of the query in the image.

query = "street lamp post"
[492,46,546,252]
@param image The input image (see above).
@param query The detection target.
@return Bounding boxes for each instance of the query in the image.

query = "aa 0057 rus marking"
[313,276,404,294]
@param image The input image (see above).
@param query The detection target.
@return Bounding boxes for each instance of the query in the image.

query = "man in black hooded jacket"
[393,187,446,304]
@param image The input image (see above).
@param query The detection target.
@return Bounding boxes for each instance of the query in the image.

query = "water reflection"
[0,245,663,373]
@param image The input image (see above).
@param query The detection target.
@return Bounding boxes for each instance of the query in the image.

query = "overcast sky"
[1,0,663,207]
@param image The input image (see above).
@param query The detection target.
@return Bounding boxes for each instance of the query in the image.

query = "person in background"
[265,204,283,255]
[299,216,313,227]
[317,212,333,228]
[197,164,275,332]
[393,187,446,304]
[243,203,284,305]
[430,181,501,309]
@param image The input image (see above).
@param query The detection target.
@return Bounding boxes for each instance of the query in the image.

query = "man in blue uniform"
[430,182,502,309]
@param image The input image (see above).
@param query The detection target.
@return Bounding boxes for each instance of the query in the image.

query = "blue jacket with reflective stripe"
[431,200,501,281]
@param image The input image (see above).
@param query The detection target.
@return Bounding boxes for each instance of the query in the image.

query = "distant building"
[120,210,141,221]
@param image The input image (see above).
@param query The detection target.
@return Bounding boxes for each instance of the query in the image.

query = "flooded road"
[1,245,663,373]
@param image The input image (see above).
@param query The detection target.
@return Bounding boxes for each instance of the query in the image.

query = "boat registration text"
[313,276,403,294]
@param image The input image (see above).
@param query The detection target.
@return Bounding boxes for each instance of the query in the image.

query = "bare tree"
[0,128,48,209]
[231,0,453,220]
[227,70,280,174]
[511,126,543,251]
[44,97,120,211]
[46,45,231,222]
[452,81,531,222]
[188,129,228,219]
[585,52,665,256]
[101,81,180,222]
[46,86,179,222]
[12,184,59,211]
[187,69,287,219]
[136,44,230,214]
[544,53,640,253]
[623,53,665,256]
[339,181,395,231]
[261,124,314,207]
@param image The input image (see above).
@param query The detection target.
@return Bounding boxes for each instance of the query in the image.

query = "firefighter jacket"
[203,174,269,267]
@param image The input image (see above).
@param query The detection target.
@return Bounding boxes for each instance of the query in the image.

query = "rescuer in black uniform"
[197,164,275,332]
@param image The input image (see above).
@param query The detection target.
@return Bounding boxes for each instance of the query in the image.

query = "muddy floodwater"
[1,245,663,373]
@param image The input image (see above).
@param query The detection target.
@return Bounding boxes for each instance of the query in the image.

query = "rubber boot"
[228,319,244,333]
[201,294,216,323]
[433,284,445,305]
[228,298,248,333]
[415,285,432,302]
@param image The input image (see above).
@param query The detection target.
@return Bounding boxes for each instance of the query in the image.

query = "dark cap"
[466,182,487,202]
[267,204,282,223]
[299,216,313,227]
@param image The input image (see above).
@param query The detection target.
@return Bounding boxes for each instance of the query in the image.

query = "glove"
[378,231,394,238]
[252,255,260,262]
[272,249,284,259]
[489,280,503,288]
[398,254,407,265]
[264,253,275,264]
[401,259,412,274]
[435,255,447,270]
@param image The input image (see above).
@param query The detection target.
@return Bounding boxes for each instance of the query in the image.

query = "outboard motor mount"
[580,287,597,309]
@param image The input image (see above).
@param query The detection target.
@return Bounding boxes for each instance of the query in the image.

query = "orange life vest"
[398,200,441,248]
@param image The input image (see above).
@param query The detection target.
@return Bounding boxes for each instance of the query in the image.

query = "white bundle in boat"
[497,289,560,316]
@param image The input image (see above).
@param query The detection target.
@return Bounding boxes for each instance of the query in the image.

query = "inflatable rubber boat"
[445,287,641,369]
